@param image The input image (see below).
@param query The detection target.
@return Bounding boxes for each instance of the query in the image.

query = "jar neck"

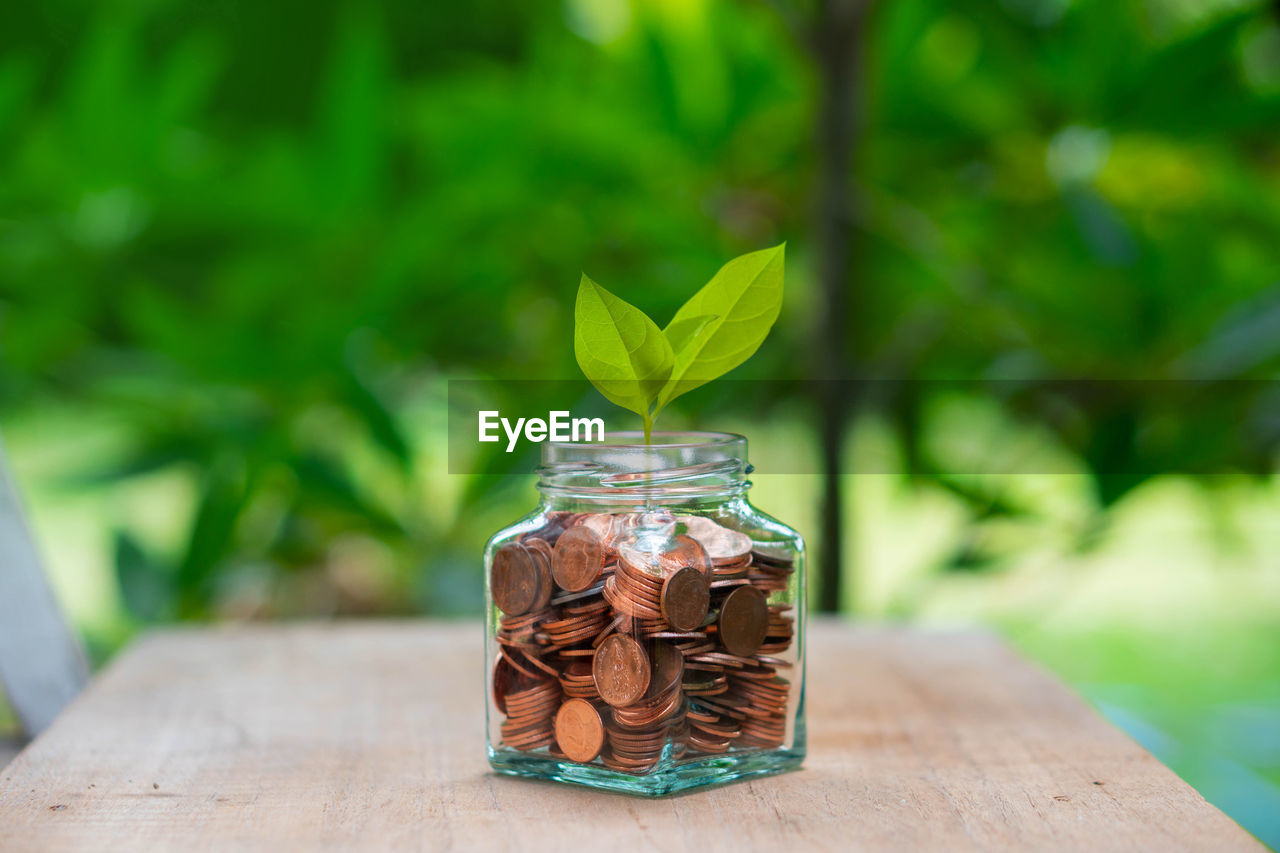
[536,431,752,508]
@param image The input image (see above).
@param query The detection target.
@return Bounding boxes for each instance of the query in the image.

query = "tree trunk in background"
[811,0,866,613]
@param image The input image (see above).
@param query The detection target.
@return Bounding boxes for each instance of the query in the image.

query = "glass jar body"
[483,433,805,796]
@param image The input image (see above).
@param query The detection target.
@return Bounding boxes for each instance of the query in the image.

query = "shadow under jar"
[484,431,806,796]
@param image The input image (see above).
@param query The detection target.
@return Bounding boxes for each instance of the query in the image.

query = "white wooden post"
[0,435,88,736]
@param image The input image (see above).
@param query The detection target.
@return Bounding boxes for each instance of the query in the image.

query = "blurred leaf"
[931,474,1032,521]
[317,5,390,212]
[1117,10,1275,134]
[290,452,404,536]
[114,529,173,622]
[1177,287,1280,379]
[0,53,38,138]
[1063,186,1138,267]
[70,438,196,485]
[176,458,248,617]
[342,347,411,471]
[941,539,1001,574]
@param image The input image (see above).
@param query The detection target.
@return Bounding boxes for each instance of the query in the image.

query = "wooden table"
[0,621,1260,851]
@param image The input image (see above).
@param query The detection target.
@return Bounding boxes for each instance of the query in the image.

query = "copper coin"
[576,512,619,545]
[524,536,554,566]
[552,526,605,592]
[491,542,540,615]
[650,640,685,696]
[527,544,554,611]
[554,698,606,763]
[522,514,568,546]
[718,584,769,656]
[678,515,752,564]
[660,566,711,631]
[659,534,712,578]
[492,655,518,715]
[592,634,651,707]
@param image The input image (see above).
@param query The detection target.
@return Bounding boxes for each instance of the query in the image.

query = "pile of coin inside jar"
[489,510,795,774]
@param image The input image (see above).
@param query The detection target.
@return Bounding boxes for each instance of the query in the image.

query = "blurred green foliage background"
[1,0,1279,843]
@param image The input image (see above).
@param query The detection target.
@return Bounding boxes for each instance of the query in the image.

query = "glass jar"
[484,431,806,796]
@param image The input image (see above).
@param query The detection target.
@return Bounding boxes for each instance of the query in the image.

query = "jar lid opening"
[538,431,749,498]
[544,430,745,451]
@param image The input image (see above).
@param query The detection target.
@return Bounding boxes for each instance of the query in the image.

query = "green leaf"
[662,312,718,360]
[655,244,785,412]
[574,274,674,422]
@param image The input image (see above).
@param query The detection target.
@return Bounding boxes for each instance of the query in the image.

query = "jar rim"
[544,430,746,451]
[538,431,750,500]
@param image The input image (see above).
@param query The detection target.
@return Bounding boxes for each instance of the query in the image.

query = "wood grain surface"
[0,621,1261,852]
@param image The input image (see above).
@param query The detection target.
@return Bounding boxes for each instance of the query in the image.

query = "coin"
[522,512,571,546]
[542,598,610,648]
[498,675,561,751]
[605,561,664,620]
[677,515,752,565]
[686,730,733,753]
[492,655,519,715]
[491,542,541,616]
[593,634,651,707]
[557,660,600,699]
[576,512,619,544]
[659,534,712,578]
[527,539,555,609]
[552,526,605,592]
[523,535,554,567]
[650,640,685,696]
[660,567,711,632]
[689,714,741,739]
[555,698,606,762]
[718,584,768,656]
[492,509,799,766]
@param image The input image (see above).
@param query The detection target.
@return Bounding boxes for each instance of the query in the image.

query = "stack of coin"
[599,639,686,772]
[678,634,728,702]
[604,534,712,634]
[556,659,599,699]
[759,603,795,654]
[727,665,790,749]
[542,598,610,648]
[685,705,741,753]
[603,553,665,622]
[493,656,560,751]
[491,541,553,616]
[748,549,796,594]
[677,637,728,698]
[490,511,797,771]
[495,608,558,679]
